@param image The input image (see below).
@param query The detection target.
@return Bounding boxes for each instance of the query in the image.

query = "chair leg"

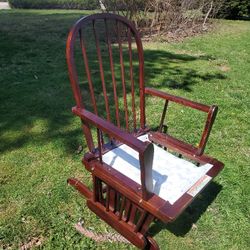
[67,178,92,199]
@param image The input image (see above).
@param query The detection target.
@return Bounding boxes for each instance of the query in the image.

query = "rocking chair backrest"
[66,13,146,151]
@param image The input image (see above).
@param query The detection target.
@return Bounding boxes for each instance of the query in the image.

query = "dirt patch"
[20,237,44,250]
[74,222,130,244]
[218,65,230,72]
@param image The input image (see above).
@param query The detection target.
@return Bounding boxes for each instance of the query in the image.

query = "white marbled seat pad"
[102,134,213,204]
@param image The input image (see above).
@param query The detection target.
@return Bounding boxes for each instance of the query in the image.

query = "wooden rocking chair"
[66,13,224,249]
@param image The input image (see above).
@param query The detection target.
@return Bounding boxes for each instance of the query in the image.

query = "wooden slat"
[97,128,103,163]
[123,199,132,221]
[158,100,169,132]
[87,199,147,249]
[116,21,129,131]
[118,196,126,220]
[115,192,120,212]
[92,20,111,121]
[140,214,154,235]
[135,211,147,233]
[93,175,98,202]
[104,19,120,127]
[106,185,110,211]
[109,188,116,212]
[79,29,98,115]
[127,28,137,130]
[98,179,103,203]
[128,204,137,225]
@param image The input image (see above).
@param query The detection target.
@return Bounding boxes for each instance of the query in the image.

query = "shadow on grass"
[0,10,226,243]
[144,50,226,92]
[0,11,227,155]
[149,182,222,237]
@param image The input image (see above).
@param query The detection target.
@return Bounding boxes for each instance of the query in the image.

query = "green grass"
[0,9,249,249]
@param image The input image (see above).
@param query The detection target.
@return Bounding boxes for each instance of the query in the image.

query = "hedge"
[8,0,99,10]
[217,0,250,19]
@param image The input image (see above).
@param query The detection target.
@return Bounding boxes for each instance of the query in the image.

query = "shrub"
[102,0,223,36]
[217,0,250,19]
[8,0,99,10]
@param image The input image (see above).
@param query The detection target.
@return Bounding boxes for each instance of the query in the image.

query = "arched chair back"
[66,13,146,152]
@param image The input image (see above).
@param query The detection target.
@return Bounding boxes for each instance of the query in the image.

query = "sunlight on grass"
[0,9,249,249]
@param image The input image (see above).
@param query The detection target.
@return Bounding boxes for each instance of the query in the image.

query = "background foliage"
[7,0,250,20]
[218,0,250,19]
[8,0,99,10]
[7,0,250,38]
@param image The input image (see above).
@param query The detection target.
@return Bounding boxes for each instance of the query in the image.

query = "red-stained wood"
[93,175,98,202]
[72,106,149,155]
[81,119,95,152]
[87,199,147,249]
[83,156,223,223]
[135,210,147,233]
[79,29,98,115]
[145,87,210,112]
[97,128,103,163]
[146,87,218,156]
[115,192,120,213]
[97,178,103,203]
[198,105,218,155]
[104,19,120,128]
[109,188,116,212]
[66,13,224,250]
[149,131,199,158]
[148,131,224,164]
[116,21,129,131]
[67,178,92,199]
[92,20,111,122]
[158,100,169,133]
[66,31,83,108]
[127,28,137,131]
[147,237,160,250]
[128,203,138,225]
[140,214,154,235]
[118,196,126,220]
[105,185,110,212]
[123,199,132,222]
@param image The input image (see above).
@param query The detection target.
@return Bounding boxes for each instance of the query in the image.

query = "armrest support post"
[159,100,169,133]
[81,119,95,152]
[197,105,218,155]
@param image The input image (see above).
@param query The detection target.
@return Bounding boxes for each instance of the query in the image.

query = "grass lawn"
[0,9,249,249]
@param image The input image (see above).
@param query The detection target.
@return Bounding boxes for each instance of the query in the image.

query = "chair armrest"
[72,106,154,200]
[145,87,218,155]
[72,107,149,154]
[145,87,211,112]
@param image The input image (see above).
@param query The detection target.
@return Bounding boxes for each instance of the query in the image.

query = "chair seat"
[103,134,213,204]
